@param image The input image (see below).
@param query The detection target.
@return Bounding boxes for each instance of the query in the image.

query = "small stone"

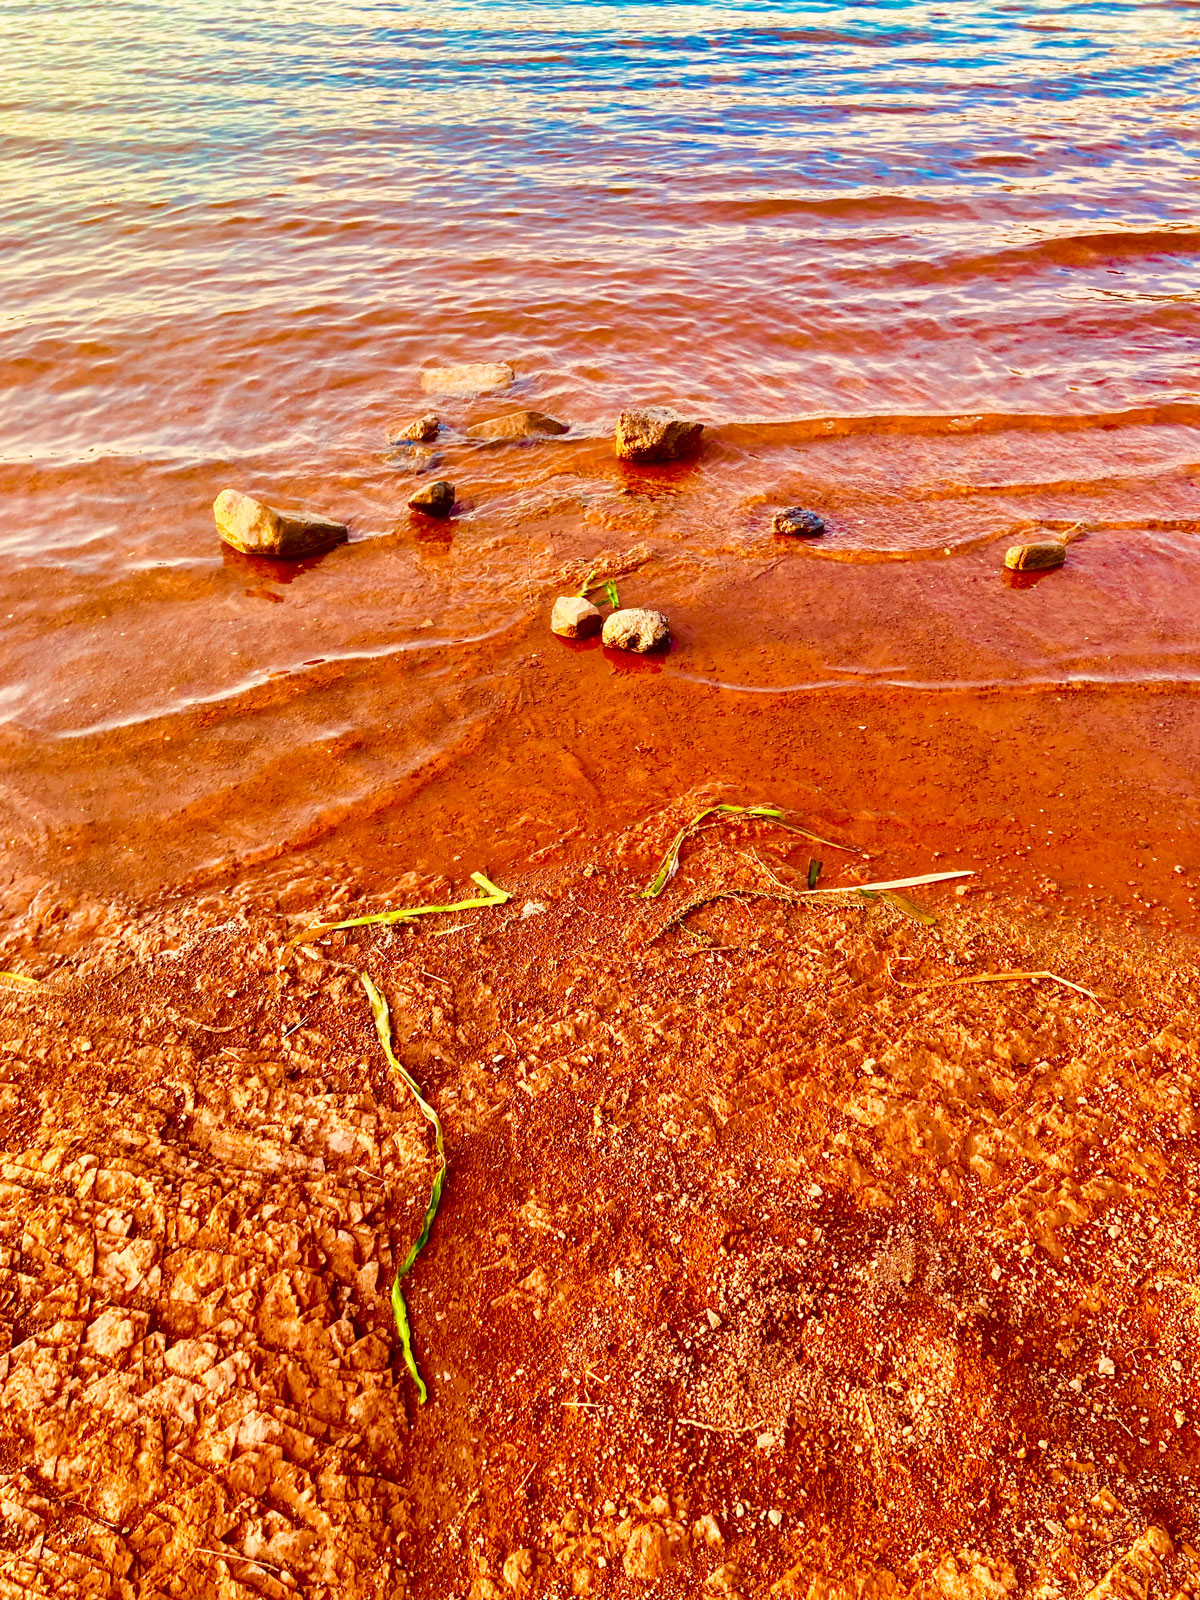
[420,362,514,398]
[408,480,455,517]
[1005,540,1066,571]
[213,488,348,559]
[773,506,825,537]
[767,1509,782,1528]
[622,1525,677,1581]
[467,410,568,442]
[615,407,704,463]
[551,596,602,639]
[706,1308,721,1330]
[388,412,439,444]
[1098,1355,1116,1376]
[601,607,670,653]
[502,1549,534,1595]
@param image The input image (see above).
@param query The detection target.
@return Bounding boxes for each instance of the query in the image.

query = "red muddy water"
[2,0,1199,913]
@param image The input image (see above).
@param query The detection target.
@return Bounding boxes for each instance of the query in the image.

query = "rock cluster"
[213,489,348,559]
[602,607,670,653]
[614,407,704,463]
[408,480,455,518]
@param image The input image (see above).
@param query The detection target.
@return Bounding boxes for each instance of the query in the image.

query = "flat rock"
[408,480,455,517]
[550,595,602,639]
[467,410,568,442]
[773,506,825,537]
[213,489,348,559]
[601,607,670,653]
[388,412,439,444]
[1005,540,1066,571]
[615,407,703,463]
[420,362,514,398]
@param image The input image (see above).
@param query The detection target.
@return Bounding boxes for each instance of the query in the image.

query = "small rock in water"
[614,407,703,463]
[773,506,826,537]
[467,410,568,442]
[602,607,670,653]
[420,362,514,398]
[1005,540,1066,572]
[408,480,455,517]
[550,595,602,638]
[213,489,348,559]
[388,412,439,444]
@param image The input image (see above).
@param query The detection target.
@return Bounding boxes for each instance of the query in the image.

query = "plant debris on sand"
[0,803,1199,1599]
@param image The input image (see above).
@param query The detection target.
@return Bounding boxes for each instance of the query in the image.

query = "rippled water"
[2,0,1199,891]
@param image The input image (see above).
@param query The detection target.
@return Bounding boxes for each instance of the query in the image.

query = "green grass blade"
[362,973,446,1405]
[807,858,822,890]
[292,874,512,943]
[577,567,598,598]
[641,803,792,898]
[603,579,620,609]
[0,971,40,988]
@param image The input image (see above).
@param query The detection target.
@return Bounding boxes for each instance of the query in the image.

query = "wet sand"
[2,804,1199,1598]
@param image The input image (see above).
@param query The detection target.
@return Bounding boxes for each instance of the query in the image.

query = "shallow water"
[3,0,1199,892]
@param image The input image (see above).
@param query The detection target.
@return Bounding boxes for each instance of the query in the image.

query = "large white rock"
[213,489,348,559]
[601,607,670,652]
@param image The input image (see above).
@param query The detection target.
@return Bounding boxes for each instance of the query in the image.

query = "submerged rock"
[602,607,670,653]
[388,412,439,444]
[420,362,514,398]
[773,506,826,537]
[1005,540,1066,572]
[614,407,703,463]
[550,595,602,639]
[213,489,348,559]
[408,480,455,517]
[467,410,568,442]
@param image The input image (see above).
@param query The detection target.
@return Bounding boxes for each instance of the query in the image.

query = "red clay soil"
[1,802,1199,1599]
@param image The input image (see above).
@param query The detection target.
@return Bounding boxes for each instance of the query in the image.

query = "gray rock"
[408,480,455,517]
[614,407,703,463]
[213,489,348,559]
[1005,540,1065,572]
[601,607,670,653]
[773,506,826,537]
[551,595,602,639]
[467,410,568,442]
[388,412,439,444]
[420,362,514,398]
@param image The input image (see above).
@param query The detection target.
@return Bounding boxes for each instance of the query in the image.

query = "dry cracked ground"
[0,801,1198,1600]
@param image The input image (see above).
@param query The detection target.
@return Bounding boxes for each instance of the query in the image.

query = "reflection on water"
[1,0,1198,889]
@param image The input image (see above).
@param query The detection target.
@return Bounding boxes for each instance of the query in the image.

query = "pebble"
[550,596,602,639]
[408,480,455,518]
[768,1509,782,1528]
[614,407,703,463]
[1005,540,1066,571]
[419,362,514,398]
[467,410,568,441]
[601,607,671,652]
[1097,1355,1116,1376]
[387,412,439,444]
[773,506,826,537]
[212,489,348,559]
